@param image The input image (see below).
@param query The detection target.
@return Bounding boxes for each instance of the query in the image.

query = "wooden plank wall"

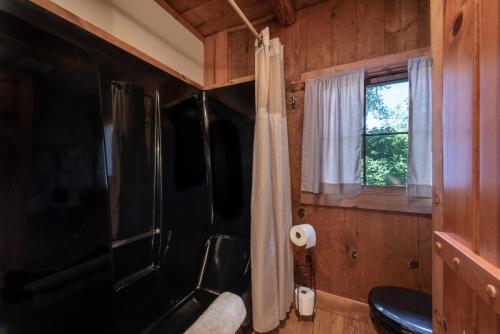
[205,0,432,302]
[430,0,444,331]
[438,0,500,332]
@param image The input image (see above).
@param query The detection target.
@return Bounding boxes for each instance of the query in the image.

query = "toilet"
[368,286,432,334]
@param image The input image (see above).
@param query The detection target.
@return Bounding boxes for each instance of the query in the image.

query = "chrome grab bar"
[112,228,160,249]
[114,264,159,292]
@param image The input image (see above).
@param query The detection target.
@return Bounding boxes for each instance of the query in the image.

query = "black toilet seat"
[368,286,432,334]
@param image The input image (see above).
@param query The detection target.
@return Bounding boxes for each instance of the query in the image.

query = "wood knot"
[330,6,338,18]
[453,12,463,36]
[297,207,305,219]
[408,260,419,270]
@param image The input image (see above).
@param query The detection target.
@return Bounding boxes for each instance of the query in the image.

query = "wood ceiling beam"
[269,0,296,26]
[154,0,205,42]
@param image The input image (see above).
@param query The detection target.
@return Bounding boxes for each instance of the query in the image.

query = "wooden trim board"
[154,0,205,42]
[315,289,372,326]
[430,0,444,330]
[298,48,430,82]
[206,48,429,90]
[204,74,255,91]
[29,0,204,89]
[434,232,500,316]
[301,187,432,215]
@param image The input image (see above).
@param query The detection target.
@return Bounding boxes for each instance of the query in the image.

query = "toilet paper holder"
[293,248,316,321]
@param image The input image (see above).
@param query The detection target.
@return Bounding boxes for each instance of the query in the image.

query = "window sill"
[300,186,432,215]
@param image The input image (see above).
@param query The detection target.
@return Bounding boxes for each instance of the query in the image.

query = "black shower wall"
[207,85,255,238]
[0,10,112,334]
[158,86,255,297]
[159,87,256,239]
[160,96,211,295]
[0,2,255,333]
[80,16,200,334]
[0,2,197,333]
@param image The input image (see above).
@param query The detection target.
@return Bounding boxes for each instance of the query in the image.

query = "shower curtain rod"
[226,0,263,43]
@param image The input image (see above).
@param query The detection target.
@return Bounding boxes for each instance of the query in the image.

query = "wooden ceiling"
[155,0,324,41]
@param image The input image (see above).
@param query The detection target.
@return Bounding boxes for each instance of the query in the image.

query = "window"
[301,56,432,213]
[363,79,409,187]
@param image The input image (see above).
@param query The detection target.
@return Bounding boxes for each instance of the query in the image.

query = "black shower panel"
[104,82,155,241]
[159,90,255,282]
[159,95,211,297]
[148,89,254,334]
[0,1,255,333]
[0,10,113,334]
[206,92,254,238]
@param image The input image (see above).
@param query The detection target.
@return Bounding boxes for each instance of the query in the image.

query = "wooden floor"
[251,290,378,334]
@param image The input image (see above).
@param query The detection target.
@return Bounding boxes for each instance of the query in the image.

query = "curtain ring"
[257,34,264,47]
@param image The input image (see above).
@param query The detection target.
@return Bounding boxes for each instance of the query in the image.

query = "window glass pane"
[365,134,408,186]
[366,81,408,134]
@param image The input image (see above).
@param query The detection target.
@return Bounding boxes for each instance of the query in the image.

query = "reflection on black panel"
[207,96,254,238]
[160,96,210,292]
[210,117,244,218]
[113,237,153,282]
[162,97,210,231]
[0,11,111,334]
[167,99,206,191]
[202,235,250,293]
[160,229,207,291]
[102,82,154,241]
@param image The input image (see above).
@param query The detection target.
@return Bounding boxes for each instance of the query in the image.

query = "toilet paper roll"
[294,287,315,316]
[290,224,316,249]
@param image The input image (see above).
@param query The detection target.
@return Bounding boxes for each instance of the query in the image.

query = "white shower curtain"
[251,27,294,333]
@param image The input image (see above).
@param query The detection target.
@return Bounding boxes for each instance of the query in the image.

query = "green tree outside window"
[363,81,409,186]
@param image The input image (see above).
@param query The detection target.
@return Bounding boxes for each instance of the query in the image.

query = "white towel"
[184,292,246,334]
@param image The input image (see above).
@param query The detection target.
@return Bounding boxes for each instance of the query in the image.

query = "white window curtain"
[301,70,365,195]
[251,27,293,333]
[407,56,432,197]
